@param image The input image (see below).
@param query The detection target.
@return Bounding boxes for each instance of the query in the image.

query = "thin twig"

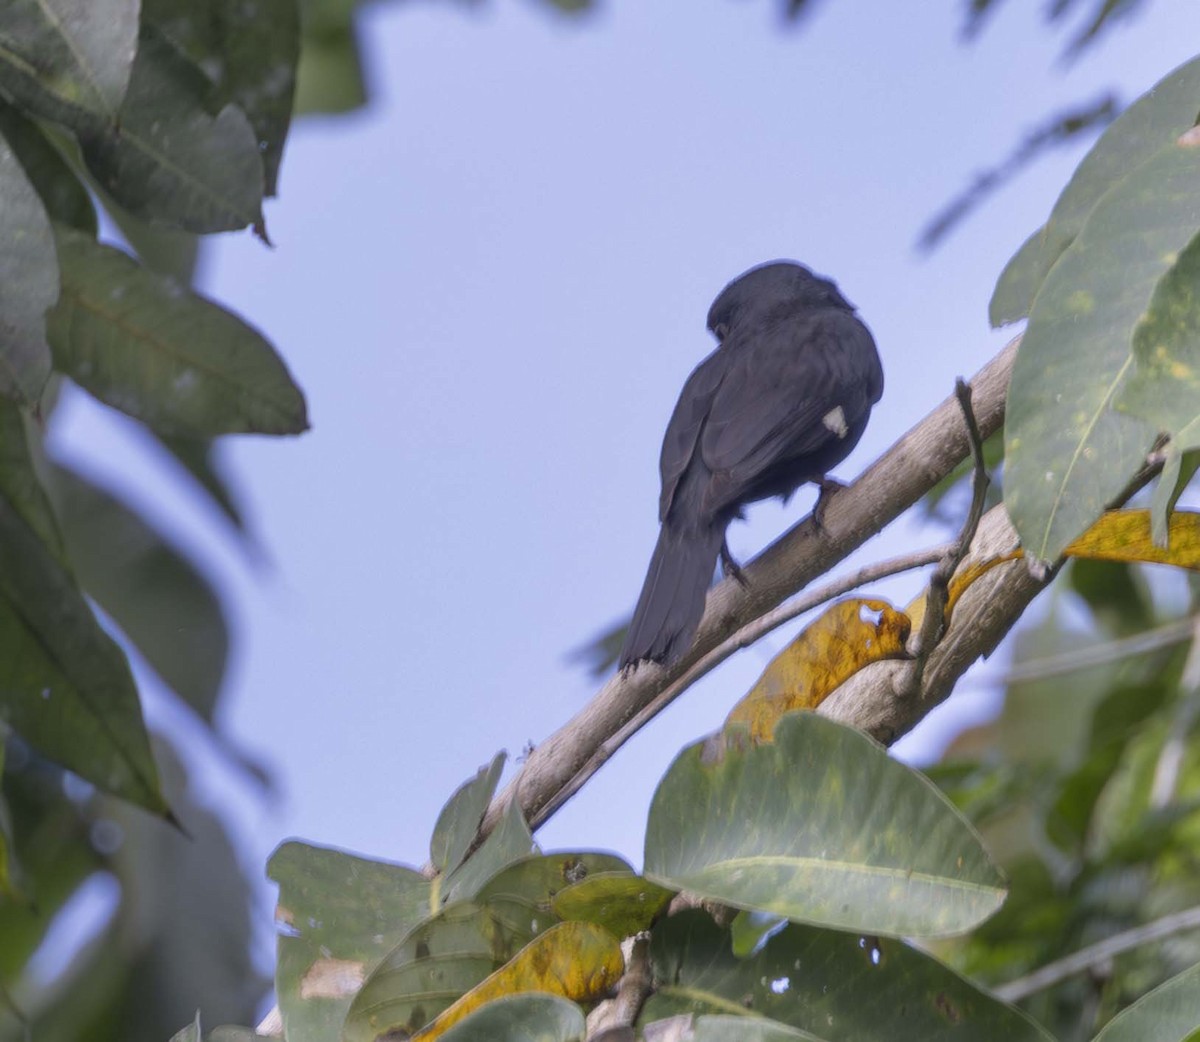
[905,378,991,692]
[991,615,1200,685]
[995,904,1200,1002]
[529,544,950,827]
[1150,616,1200,808]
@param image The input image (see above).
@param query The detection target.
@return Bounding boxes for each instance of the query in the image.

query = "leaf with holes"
[725,598,911,740]
[268,841,432,1042]
[342,900,551,1042]
[641,912,1053,1041]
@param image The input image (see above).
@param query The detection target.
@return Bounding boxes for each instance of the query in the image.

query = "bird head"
[706,261,854,340]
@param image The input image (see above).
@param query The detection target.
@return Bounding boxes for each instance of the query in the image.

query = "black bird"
[619,261,883,668]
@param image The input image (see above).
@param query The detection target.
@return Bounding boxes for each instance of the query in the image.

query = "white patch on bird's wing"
[822,405,849,438]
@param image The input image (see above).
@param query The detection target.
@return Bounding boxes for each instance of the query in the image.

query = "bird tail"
[619,521,724,668]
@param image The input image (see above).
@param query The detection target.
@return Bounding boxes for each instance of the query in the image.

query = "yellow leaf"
[723,511,1200,750]
[1063,509,1200,568]
[906,552,1020,634]
[725,598,911,741]
[412,921,623,1040]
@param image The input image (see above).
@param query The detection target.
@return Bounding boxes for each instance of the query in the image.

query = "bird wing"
[657,346,728,522]
[699,310,879,514]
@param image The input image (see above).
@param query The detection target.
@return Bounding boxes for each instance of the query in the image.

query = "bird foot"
[720,539,750,588]
[812,476,846,534]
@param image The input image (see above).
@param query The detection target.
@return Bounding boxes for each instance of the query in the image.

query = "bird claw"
[720,539,750,588]
[812,476,846,534]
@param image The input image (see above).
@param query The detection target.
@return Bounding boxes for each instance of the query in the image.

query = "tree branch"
[482,336,1023,836]
[819,502,1039,743]
[586,936,653,1038]
[534,543,952,827]
[820,457,1162,745]
[994,903,1200,1003]
[994,615,1199,685]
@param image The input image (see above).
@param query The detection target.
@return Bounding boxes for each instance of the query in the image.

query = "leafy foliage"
[0,2,307,1036]
[5,3,1200,1042]
[1001,56,1200,562]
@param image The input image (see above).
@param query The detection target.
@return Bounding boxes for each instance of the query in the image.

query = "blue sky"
[48,0,1200,889]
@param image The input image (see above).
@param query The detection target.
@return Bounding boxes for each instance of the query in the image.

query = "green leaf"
[0,123,57,403]
[1066,558,1155,638]
[730,910,787,958]
[474,854,638,956]
[691,1017,824,1042]
[294,26,366,116]
[109,204,201,285]
[95,738,267,1036]
[0,467,166,814]
[570,619,626,679]
[213,0,298,198]
[1116,227,1200,545]
[430,751,506,875]
[0,735,19,900]
[438,994,586,1042]
[171,1011,203,1042]
[641,911,1054,1042]
[78,28,264,234]
[0,751,101,978]
[0,400,64,556]
[0,978,22,1033]
[267,840,432,1042]
[644,713,1005,938]
[48,225,308,436]
[144,0,299,197]
[153,432,246,530]
[535,0,593,11]
[990,225,1046,327]
[0,0,137,131]
[473,851,633,912]
[1003,135,1200,564]
[993,55,1200,324]
[208,1029,279,1042]
[1091,960,1200,1042]
[47,463,229,722]
[551,870,675,938]
[0,101,96,233]
[343,900,553,1042]
[1149,449,1200,548]
[442,797,537,906]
